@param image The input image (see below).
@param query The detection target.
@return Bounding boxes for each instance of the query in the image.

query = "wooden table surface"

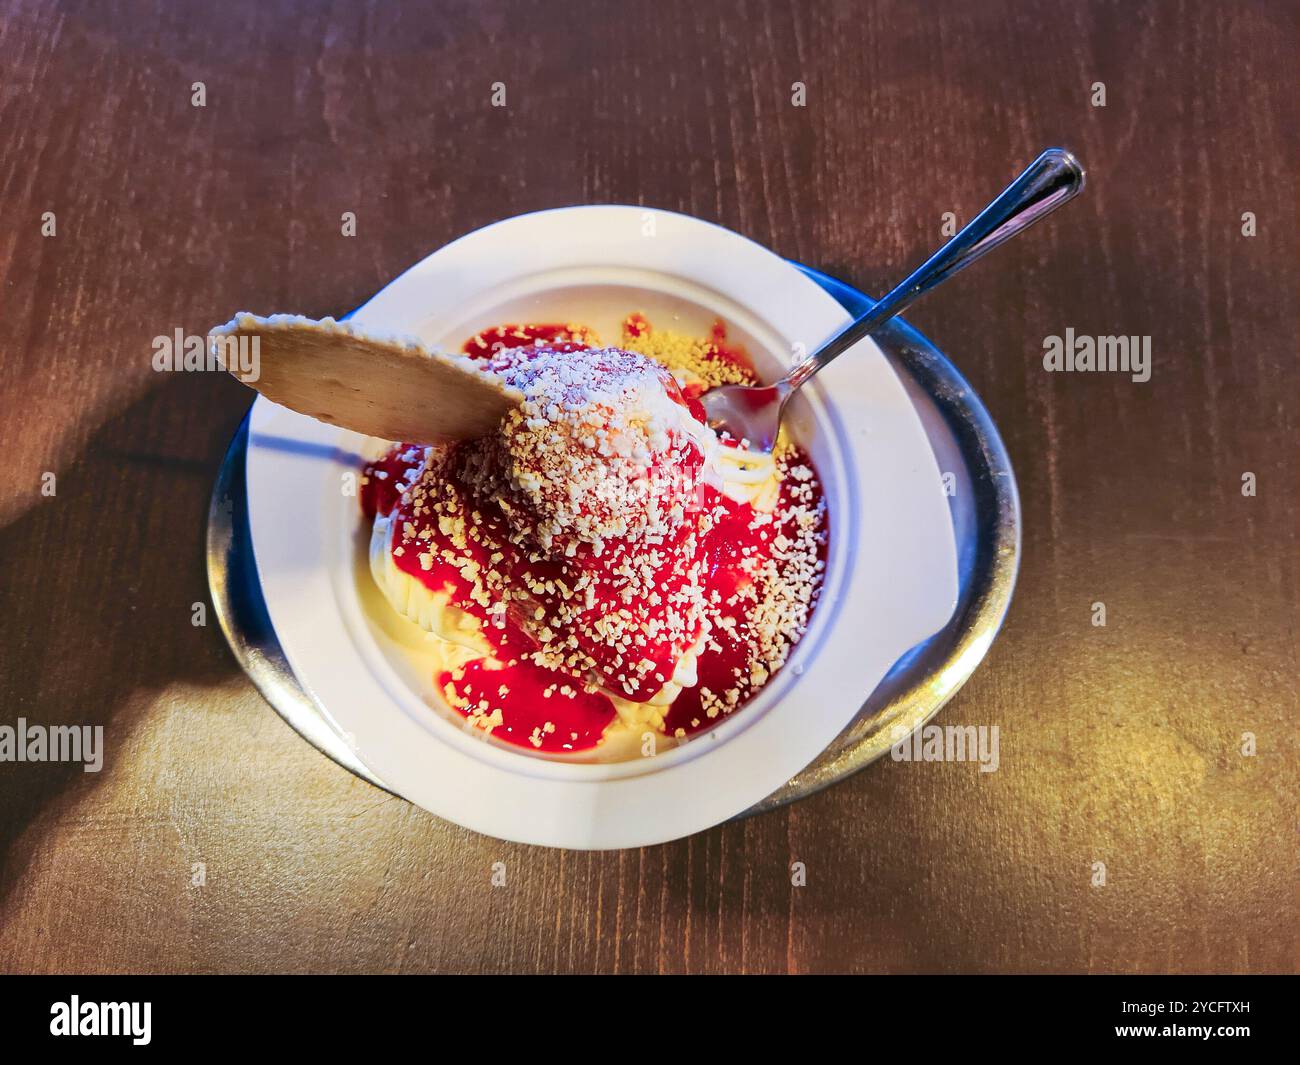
[0,0,1294,975]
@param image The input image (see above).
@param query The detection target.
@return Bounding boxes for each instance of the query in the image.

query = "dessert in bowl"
[360,314,828,759]
[242,206,958,847]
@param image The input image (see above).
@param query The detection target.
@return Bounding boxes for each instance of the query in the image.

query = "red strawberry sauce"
[362,320,827,754]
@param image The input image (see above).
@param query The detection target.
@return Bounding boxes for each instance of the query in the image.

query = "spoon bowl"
[699,380,791,451]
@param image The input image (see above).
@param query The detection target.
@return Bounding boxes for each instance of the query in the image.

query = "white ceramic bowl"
[244,206,958,848]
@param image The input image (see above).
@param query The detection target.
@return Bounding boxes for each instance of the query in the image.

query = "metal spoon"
[701,147,1086,450]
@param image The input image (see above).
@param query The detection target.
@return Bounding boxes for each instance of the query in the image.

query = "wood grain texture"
[0,0,1294,974]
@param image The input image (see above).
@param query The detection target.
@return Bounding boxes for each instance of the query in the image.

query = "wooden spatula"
[209,312,521,442]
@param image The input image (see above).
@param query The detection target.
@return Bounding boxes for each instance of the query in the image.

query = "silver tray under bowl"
[206,264,1021,817]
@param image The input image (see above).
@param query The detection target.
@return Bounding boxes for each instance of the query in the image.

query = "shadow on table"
[0,373,252,912]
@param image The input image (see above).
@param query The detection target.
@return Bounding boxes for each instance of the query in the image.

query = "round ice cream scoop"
[470,345,713,546]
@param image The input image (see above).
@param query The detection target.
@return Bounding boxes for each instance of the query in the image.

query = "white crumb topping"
[462,345,717,548]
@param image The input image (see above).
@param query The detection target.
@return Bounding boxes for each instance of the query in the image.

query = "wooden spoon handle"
[209,313,520,443]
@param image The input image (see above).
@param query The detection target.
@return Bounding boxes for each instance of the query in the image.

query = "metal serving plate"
[206,264,1020,814]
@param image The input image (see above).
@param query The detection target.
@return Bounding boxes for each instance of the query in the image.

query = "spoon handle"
[787,147,1086,389]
